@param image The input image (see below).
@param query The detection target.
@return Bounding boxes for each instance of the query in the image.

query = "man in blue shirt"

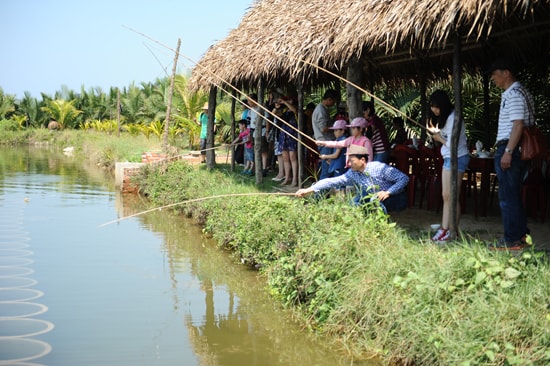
[295,145,409,213]
[199,103,209,164]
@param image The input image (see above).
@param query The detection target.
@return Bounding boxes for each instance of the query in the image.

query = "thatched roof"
[190,0,550,91]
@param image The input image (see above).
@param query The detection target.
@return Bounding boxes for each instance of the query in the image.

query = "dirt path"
[390,203,550,253]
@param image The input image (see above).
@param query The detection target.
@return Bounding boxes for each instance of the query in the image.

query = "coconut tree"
[40,99,82,129]
[121,83,147,125]
[172,74,207,148]
[17,92,47,128]
[0,88,16,120]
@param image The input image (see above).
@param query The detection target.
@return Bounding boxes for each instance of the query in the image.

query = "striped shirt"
[312,161,409,195]
[368,116,390,154]
[496,81,535,142]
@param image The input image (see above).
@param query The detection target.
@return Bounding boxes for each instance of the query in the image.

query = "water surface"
[0,146,372,365]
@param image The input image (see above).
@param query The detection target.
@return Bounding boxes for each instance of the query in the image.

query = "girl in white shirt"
[427,90,469,243]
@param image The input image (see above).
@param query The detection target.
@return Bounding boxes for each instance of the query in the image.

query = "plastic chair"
[392,144,419,207]
[522,157,548,221]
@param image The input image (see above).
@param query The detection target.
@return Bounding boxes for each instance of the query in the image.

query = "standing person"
[316,117,374,165]
[362,101,391,163]
[271,99,286,182]
[426,90,470,243]
[231,120,254,175]
[198,103,209,164]
[391,117,408,146]
[487,58,534,250]
[295,145,409,213]
[312,89,339,179]
[319,119,348,177]
[278,97,299,187]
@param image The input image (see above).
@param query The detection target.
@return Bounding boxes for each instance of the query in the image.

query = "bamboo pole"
[163,38,181,152]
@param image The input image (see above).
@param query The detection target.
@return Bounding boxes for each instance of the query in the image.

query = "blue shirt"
[312,161,409,196]
[199,112,208,139]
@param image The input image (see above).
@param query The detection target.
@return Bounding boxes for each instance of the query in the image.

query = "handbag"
[514,86,548,160]
[520,125,548,160]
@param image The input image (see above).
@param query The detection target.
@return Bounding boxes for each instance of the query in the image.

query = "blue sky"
[1,0,254,99]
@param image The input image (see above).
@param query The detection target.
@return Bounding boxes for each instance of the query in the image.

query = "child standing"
[231,120,254,175]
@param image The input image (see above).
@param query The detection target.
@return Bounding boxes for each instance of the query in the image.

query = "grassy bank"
[135,162,550,365]
[6,131,549,365]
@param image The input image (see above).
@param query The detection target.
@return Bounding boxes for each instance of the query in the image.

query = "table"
[468,156,495,216]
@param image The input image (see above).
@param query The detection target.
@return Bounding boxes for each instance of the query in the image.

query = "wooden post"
[482,45,491,149]
[346,57,364,119]
[450,33,463,235]
[163,38,181,152]
[255,80,265,184]
[419,60,428,141]
[297,79,304,187]
[206,86,217,169]
[116,88,121,138]
[230,89,236,172]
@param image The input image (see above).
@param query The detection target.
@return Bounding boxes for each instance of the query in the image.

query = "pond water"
[0,146,374,365]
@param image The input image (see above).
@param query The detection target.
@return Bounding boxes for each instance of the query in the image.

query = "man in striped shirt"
[295,145,409,213]
[488,57,535,250]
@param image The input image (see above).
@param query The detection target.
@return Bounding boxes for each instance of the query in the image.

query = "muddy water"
[0,146,374,365]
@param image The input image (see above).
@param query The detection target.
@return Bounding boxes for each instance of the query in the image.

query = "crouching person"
[295,145,408,213]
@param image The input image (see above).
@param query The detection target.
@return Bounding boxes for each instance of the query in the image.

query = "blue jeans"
[353,188,407,213]
[318,145,332,180]
[494,144,529,242]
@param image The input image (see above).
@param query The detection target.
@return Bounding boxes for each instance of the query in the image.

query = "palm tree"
[17,92,45,128]
[41,99,82,129]
[121,83,147,124]
[0,88,16,120]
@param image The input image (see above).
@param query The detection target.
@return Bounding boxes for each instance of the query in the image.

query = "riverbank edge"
[5,131,550,365]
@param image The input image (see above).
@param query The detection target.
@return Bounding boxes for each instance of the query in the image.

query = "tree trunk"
[163,38,181,152]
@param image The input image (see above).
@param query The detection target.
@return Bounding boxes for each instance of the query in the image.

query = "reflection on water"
[0,146,374,366]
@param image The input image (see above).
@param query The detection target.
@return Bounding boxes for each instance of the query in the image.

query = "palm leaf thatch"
[190,0,550,91]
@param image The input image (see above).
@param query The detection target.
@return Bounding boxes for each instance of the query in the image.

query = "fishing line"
[296,58,428,132]
[124,26,319,155]
[97,192,295,227]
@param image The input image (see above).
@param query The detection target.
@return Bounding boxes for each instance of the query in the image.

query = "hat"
[329,119,347,130]
[202,102,209,110]
[487,57,517,74]
[346,144,369,156]
[347,117,368,129]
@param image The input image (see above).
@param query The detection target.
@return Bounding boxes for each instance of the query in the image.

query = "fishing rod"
[297,58,428,132]
[97,192,295,227]
[124,26,319,155]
